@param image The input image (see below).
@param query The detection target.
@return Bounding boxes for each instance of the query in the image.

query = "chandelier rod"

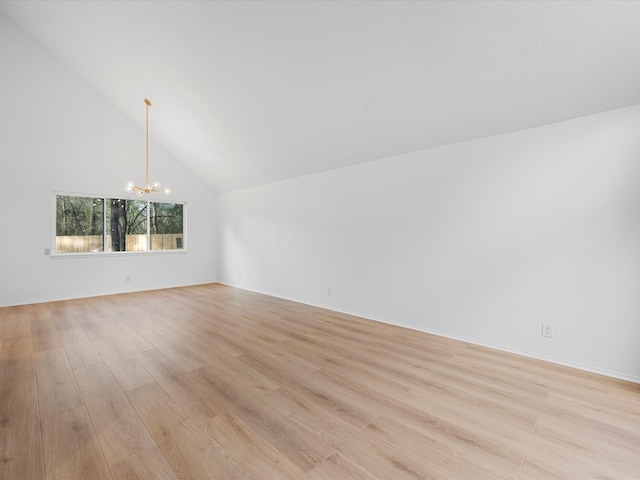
[145,98,151,189]
[124,98,171,195]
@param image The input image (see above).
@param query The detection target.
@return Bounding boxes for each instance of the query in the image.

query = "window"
[56,195,105,253]
[55,193,185,254]
[149,202,185,251]
[105,198,147,252]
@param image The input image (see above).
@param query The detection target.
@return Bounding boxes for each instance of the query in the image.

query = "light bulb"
[163,187,172,195]
[124,181,135,193]
[152,181,161,189]
[136,190,144,197]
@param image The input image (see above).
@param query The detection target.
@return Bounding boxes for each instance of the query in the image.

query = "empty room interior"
[1,1,640,479]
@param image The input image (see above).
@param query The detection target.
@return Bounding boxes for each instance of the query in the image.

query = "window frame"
[52,191,187,257]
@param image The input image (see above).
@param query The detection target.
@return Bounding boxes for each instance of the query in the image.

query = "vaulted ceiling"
[2,1,640,193]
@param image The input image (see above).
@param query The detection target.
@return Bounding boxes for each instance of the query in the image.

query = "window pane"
[105,199,147,252]
[55,195,104,253]
[150,202,184,250]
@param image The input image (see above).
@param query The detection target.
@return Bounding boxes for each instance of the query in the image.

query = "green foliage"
[150,202,184,234]
[56,196,104,236]
[106,199,148,234]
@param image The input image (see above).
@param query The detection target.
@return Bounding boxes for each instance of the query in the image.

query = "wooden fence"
[56,234,183,253]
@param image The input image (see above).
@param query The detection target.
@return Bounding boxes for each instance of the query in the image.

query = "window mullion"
[146,200,151,251]
[103,197,107,252]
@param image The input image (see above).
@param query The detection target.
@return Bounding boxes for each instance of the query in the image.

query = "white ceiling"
[2,0,640,193]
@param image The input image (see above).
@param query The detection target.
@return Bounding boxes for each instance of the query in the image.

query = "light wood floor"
[0,283,638,479]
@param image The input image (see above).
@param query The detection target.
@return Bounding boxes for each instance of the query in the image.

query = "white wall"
[0,15,217,306]
[218,105,640,382]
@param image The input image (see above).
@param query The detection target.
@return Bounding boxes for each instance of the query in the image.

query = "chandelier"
[125,99,171,196]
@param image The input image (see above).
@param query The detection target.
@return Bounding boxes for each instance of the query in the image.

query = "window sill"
[49,250,188,259]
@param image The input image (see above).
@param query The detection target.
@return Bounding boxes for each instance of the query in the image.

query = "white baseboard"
[218,282,640,385]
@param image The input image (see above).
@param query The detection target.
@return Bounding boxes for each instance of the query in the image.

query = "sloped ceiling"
[2,0,640,193]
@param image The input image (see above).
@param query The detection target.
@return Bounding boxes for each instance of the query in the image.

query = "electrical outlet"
[542,323,553,338]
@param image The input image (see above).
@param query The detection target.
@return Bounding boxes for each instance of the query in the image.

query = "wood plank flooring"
[0,283,638,479]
